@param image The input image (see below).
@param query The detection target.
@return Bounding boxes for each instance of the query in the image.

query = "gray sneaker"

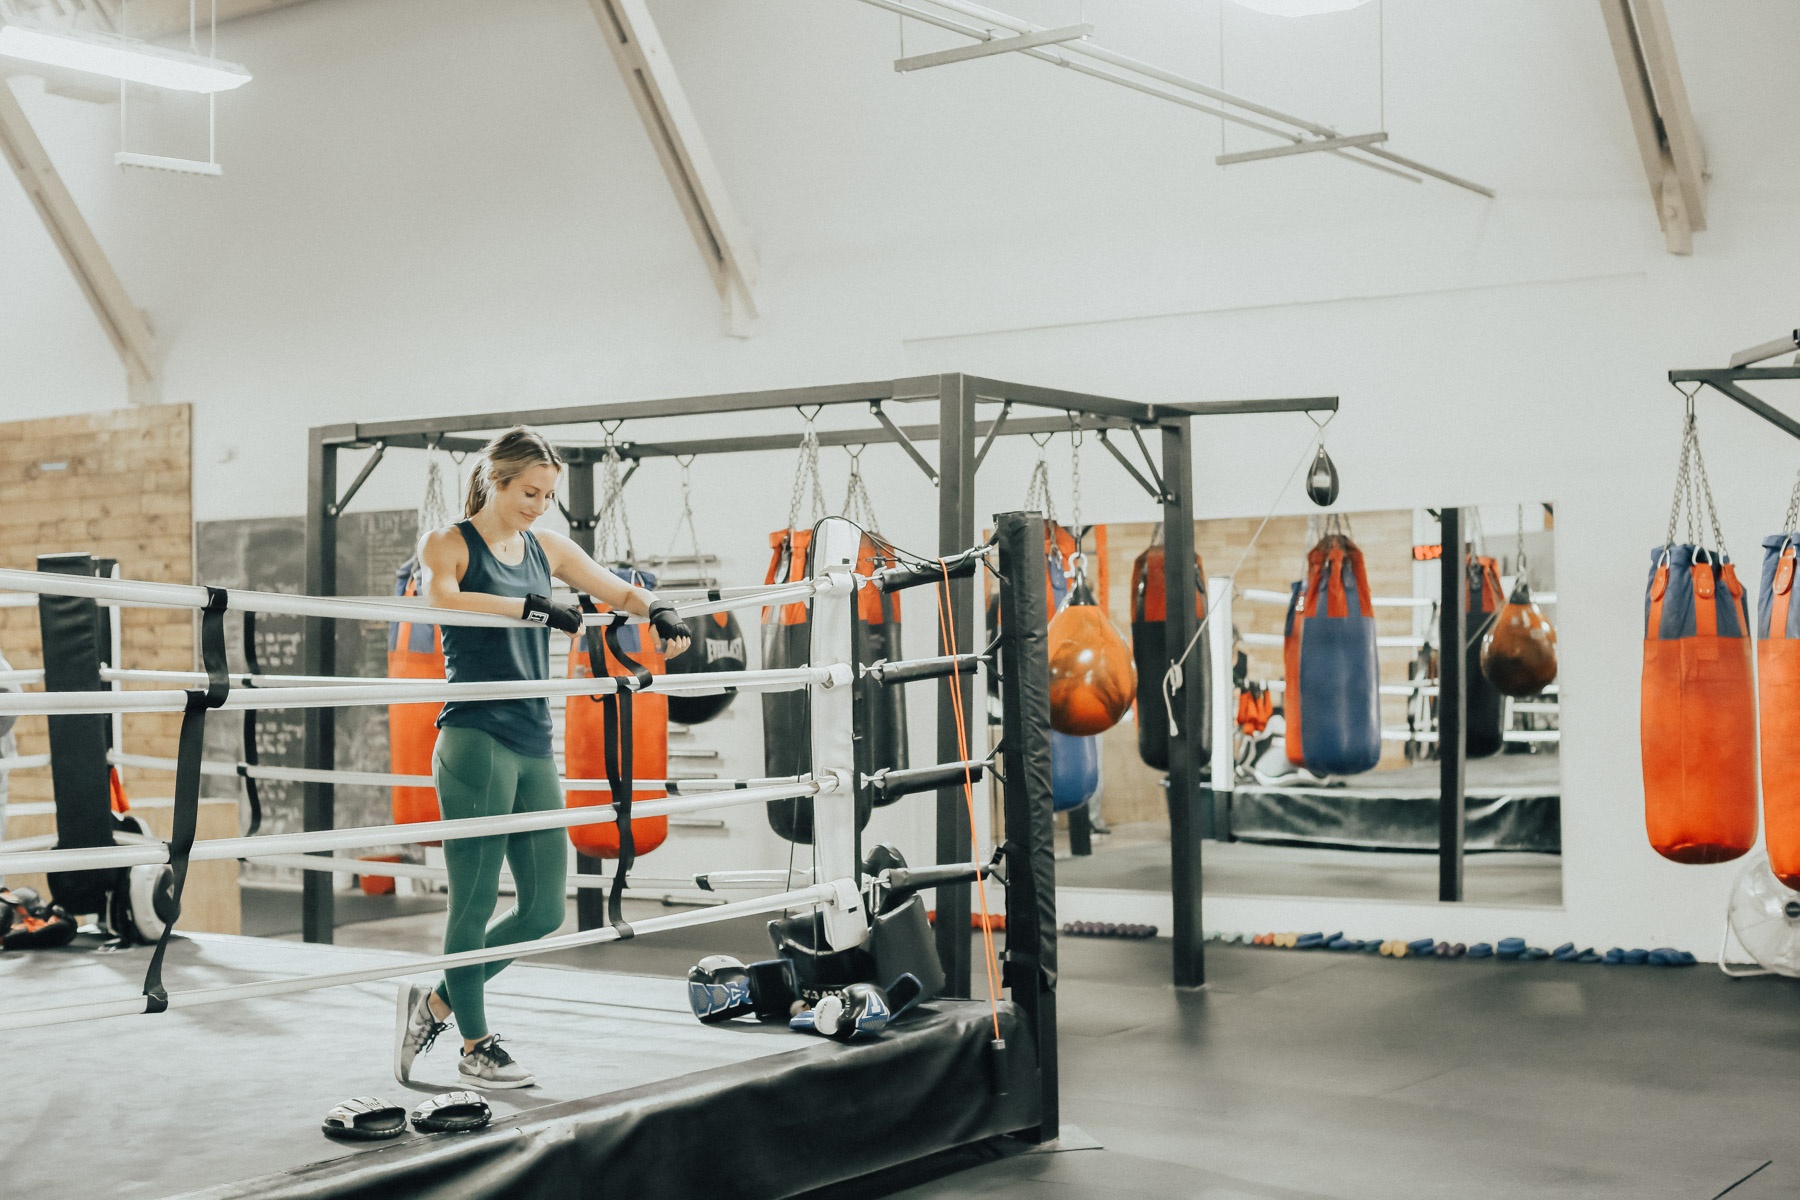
[458,1034,535,1089]
[394,982,450,1085]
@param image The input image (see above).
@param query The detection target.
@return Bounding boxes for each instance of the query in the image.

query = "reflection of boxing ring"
[0,512,1060,1199]
[1206,577,1561,854]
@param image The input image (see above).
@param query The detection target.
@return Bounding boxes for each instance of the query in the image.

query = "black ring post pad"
[143,587,232,1013]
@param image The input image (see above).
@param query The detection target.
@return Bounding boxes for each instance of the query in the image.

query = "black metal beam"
[869,402,940,483]
[316,378,941,444]
[1157,396,1339,419]
[562,412,1138,463]
[1670,374,1800,443]
[934,374,977,999]
[1097,430,1165,502]
[326,441,387,517]
[1161,417,1206,987]
[1439,508,1466,902]
[963,376,1159,424]
[302,430,338,943]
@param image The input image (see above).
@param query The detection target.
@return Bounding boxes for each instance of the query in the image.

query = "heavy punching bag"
[1130,541,1210,771]
[1285,532,1382,777]
[762,527,879,843]
[1465,555,1507,758]
[1048,578,1136,736]
[1642,412,1757,866]
[1051,730,1100,812]
[665,610,747,725]
[387,564,444,831]
[1759,532,1800,887]
[566,568,669,858]
[1643,544,1757,864]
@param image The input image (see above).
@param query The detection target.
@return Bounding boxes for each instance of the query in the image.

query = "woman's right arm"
[420,527,528,619]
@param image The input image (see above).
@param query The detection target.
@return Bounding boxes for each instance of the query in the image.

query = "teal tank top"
[435,520,554,758]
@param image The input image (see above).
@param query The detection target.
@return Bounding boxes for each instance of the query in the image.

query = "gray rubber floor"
[1058,834,1563,906]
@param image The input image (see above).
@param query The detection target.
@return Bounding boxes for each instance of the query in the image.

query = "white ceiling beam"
[894,23,1090,73]
[587,0,761,337]
[1598,0,1707,255]
[0,78,157,395]
[1217,131,1387,167]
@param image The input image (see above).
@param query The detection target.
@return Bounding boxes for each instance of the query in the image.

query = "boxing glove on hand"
[646,599,688,646]
[522,593,584,635]
[687,955,801,1023]
[790,982,893,1042]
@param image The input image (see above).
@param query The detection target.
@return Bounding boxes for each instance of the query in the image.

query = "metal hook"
[1306,408,1336,430]
[797,404,824,425]
[1029,431,1054,450]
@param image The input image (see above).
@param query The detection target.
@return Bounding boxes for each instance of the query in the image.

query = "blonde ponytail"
[462,426,563,520]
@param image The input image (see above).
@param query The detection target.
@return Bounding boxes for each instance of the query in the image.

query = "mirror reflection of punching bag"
[1465,556,1508,759]
[1481,580,1557,696]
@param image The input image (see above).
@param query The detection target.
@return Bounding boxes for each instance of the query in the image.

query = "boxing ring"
[0,512,1056,1199]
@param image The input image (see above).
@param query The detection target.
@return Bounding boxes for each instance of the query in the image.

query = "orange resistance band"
[939,560,1003,1040]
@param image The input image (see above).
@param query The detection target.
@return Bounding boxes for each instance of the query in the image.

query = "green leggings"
[431,726,568,1039]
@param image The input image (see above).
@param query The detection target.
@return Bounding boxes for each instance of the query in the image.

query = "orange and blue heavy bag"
[1284,532,1382,776]
[1758,532,1800,885]
[566,567,668,859]
[1642,545,1756,864]
[1130,541,1209,771]
[387,564,444,833]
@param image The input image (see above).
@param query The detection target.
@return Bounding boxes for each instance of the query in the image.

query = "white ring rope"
[0,753,51,773]
[0,775,837,876]
[0,566,833,629]
[249,854,805,899]
[0,882,844,1033]
[1235,586,1559,608]
[0,664,853,718]
[105,751,797,793]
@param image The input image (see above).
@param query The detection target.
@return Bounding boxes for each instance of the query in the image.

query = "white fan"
[1721,856,1800,977]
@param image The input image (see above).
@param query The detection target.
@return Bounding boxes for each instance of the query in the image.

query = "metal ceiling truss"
[858,0,1493,197]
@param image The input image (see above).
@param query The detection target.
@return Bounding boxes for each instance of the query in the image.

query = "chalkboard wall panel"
[195,511,419,882]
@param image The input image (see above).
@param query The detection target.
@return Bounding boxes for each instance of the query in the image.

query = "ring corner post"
[995,510,1058,1143]
[935,374,976,998]
[1161,416,1206,988]
[302,427,338,943]
[566,456,608,933]
[1439,507,1467,902]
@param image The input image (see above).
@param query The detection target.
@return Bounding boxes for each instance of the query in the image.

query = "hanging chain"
[419,455,452,537]
[595,442,635,566]
[841,447,880,533]
[665,456,703,563]
[1067,427,1086,584]
[1514,503,1529,579]
[1664,392,1729,556]
[786,417,828,532]
[1023,434,1058,526]
[1785,464,1800,533]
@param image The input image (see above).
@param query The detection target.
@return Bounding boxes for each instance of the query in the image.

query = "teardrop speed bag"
[1642,544,1757,864]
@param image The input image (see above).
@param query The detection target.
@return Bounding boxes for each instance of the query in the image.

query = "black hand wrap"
[523,593,583,635]
[645,599,687,646]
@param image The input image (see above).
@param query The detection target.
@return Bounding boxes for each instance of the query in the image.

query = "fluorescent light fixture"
[0,23,251,93]
[1229,0,1375,16]
[115,151,223,176]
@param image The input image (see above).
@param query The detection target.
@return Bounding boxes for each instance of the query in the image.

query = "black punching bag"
[666,610,746,725]
[1131,543,1210,771]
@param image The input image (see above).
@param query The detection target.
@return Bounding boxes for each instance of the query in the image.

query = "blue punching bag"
[1293,533,1382,776]
[1051,730,1100,812]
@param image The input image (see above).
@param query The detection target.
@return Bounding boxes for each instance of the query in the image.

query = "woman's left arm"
[537,529,692,656]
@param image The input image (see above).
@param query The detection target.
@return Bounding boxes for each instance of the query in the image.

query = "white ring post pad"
[808,517,868,952]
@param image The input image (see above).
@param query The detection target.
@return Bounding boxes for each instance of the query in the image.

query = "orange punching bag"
[566,570,669,858]
[1049,576,1136,736]
[1481,578,1558,696]
[1642,543,1757,864]
[387,567,444,832]
[1759,532,1800,887]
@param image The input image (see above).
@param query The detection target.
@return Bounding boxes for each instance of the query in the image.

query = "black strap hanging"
[143,587,231,1014]
[579,598,654,938]
[237,610,263,838]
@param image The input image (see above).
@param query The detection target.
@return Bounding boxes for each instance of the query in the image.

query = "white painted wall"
[4,0,1800,950]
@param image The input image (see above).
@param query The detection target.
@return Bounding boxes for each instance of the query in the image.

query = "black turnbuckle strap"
[143,587,231,1014]
[604,608,655,939]
[238,610,263,838]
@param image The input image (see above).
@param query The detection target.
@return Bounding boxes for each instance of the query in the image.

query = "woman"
[393,426,689,1089]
